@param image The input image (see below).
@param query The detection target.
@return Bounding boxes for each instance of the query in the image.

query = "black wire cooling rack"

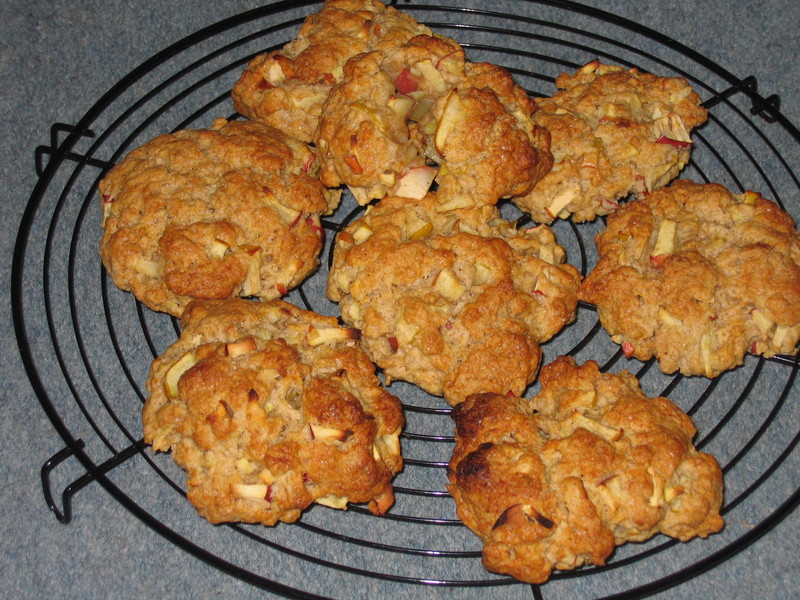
[13,1,800,598]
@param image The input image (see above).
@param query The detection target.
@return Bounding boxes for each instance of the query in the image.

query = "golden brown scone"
[515,61,707,223]
[99,118,337,316]
[580,180,800,377]
[448,356,724,584]
[316,31,552,206]
[143,298,404,525]
[327,193,580,405]
[232,0,428,142]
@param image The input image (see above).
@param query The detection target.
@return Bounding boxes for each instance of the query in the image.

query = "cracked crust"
[580,180,800,377]
[327,193,580,405]
[99,119,336,316]
[448,356,724,583]
[143,298,403,525]
[515,61,707,223]
[232,0,428,142]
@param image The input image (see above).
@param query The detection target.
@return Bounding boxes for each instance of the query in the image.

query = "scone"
[515,61,707,223]
[580,180,800,377]
[99,118,337,316]
[316,33,552,205]
[143,298,404,525]
[232,0,427,142]
[448,356,724,584]
[327,193,581,405]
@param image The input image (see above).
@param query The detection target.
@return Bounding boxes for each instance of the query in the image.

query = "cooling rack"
[13,1,800,598]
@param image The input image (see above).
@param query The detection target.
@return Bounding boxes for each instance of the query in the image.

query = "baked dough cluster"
[448,356,724,583]
[143,299,404,525]
[581,180,800,376]
[516,61,707,223]
[235,0,551,207]
[99,118,336,316]
[327,193,580,405]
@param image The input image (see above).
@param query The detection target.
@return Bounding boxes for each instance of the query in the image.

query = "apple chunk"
[164,351,198,398]
[307,327,360,346]
[434,268,466,301]
[392,166,437,199]
[435,91,463,153]
[651,219,677,257]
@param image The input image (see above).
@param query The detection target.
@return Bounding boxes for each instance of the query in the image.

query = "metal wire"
[13,1,800,598]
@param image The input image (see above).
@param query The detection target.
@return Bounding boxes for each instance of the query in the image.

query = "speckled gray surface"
[3,1,800,598]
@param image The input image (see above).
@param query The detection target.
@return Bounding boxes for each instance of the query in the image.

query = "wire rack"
[13,1,800,598]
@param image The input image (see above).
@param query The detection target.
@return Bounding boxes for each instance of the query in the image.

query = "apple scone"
[327,193,581,405]
[143,298,404,525]
[99,118,337,316]
[448,356,724,584]
[232,0,428,142]
[515,61,707,223]
[580,180,800,377]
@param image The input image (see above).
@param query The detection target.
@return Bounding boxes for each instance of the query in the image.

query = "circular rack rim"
[13,1,800,598]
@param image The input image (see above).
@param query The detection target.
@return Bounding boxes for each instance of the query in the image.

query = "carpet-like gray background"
[3,1,799,598]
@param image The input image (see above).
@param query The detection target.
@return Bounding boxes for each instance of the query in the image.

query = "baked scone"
[143,299,404,525]
[232,0,427,142]
[515,61,707,223]
[316,33,552,206]
[99,118,337,316]
[327,193,581,405]
[580,180,800,377]
[448,356,724,584]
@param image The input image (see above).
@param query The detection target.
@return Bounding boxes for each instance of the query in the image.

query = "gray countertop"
[3,1,799,598]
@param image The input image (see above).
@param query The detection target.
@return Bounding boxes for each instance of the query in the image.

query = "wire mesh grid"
[14,1,800,598]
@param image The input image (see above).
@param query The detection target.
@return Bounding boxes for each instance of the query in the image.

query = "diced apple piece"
[458,222,478,235]
[538,246,555,265]
[307,327,360,346]
[379,171,396,187]
[164,351,198,398]
[435,91,463,152]
[352,225,373,244]
[655,135,692,148]
[415,60,446,93]
[233,483,268,500]
[372,444,381,461]
[394,68,418,94]
[272,201,301,225]
[132,257,161,277]
[235,458,256,475]
[651,219,677,257]
[621,341,635,358]
[379,430,401,456]
[393,166,437,200]
[242,250,262,296]
[387,94,414,118]
[395,320,419,344]
[546,185,578,219]
[647,467,665,507]
[652,114,691,143]
[658,307,682,327]
[773,324,799,350]
[474,262,492,285]
[569,412,622,442]
[266,61,285,84]
[435,195,473,212]
[752,309,775,335]
[259,468,276,484]
[207,238,229,259]
[309,423,350,442]
[227,336,257,358]
[700,332,715,377]
[408,222,433,240]
[434,268,466,301]
[316,494,349,510]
